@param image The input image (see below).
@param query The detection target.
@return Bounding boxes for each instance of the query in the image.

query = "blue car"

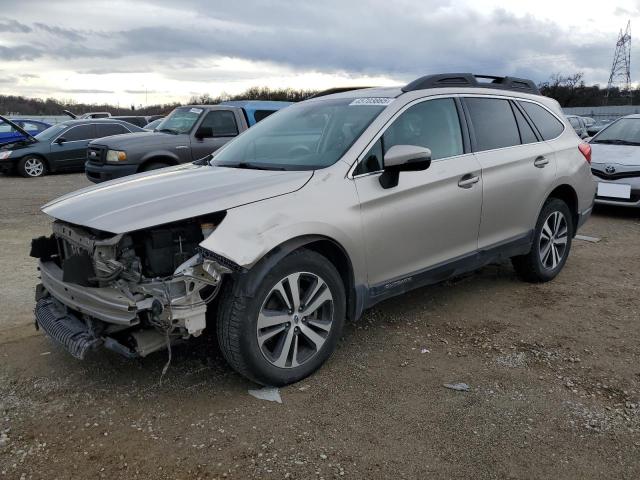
[0,118,51,145]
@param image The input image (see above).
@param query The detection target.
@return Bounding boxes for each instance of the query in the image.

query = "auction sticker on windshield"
[189,108,203,114]
[349,98,394,106]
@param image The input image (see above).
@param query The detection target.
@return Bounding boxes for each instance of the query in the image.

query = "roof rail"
[307,86,375,99]
[402,73,540,95]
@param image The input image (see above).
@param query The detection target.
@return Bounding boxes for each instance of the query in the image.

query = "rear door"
[354,97,483,287]
[49,124,96,169]
[463,96,557,249]
[190,109,241,160]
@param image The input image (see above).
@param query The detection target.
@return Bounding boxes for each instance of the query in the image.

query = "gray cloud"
[0,18,31,33]
[0,45,42,61]
[61,88,114,94]
[34,22,85,41]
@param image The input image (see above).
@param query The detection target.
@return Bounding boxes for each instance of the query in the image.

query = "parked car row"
[0,101,291,179]
[30,73,597,386]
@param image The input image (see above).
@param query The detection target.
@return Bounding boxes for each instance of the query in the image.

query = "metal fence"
[563,106,640,123]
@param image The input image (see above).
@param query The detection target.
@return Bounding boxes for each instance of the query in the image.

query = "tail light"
[578,143,591,164]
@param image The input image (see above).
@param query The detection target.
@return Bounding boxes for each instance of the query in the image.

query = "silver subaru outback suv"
[32,73,596,385]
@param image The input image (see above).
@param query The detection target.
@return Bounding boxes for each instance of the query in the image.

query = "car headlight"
[106,150,127,163]
[0,151,12,160]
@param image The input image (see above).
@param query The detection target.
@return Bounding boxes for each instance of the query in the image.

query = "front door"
[190,110,240,160]
[49,124,96,169]
[354,97,483,289]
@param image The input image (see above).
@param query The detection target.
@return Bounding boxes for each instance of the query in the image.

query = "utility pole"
[606,20,632,105]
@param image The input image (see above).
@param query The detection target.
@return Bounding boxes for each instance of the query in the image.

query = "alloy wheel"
[257,272,334,369]
[538,211,568,270]
[24,158,44,177]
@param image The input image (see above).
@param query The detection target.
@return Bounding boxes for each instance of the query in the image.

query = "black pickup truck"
[85,101,291,183]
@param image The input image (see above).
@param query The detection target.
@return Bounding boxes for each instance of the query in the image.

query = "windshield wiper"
[157,128,179,135]
[218,162,287,171]
[592,139,640,146]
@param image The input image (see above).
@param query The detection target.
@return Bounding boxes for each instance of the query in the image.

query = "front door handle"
[458,174,480,188]
[534,156,549,168]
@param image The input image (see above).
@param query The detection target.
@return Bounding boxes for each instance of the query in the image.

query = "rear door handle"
[534,156,549,168]
[458,174,480,188]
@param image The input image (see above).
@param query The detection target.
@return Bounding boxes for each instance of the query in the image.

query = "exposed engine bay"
[31,213,230,359]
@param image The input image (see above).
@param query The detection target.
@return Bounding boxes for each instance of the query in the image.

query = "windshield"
[156,107,203,134]
[212,98,388,170]
[35,124,67,141]
[592,118,640,145]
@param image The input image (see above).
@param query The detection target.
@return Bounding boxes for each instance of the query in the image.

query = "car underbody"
[32,216,230,359]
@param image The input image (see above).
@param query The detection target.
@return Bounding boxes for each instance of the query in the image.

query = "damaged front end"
[32,213,232,359]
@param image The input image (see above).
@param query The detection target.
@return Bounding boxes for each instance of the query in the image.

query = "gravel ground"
[1,173,639,479]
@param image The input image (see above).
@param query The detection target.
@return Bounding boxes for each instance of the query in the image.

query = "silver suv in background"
[32,73,596,386]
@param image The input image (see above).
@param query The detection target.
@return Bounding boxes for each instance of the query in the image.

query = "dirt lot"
[1,173,639,479]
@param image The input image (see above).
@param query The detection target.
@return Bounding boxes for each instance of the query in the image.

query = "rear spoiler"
[0,114,37,142]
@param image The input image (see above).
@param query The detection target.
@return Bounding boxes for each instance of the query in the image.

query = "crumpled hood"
[43,163,313,233]
[590,143,640,167]
[90,131,188,149]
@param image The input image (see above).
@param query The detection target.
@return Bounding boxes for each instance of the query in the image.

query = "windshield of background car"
[212,98,389,170]
[156,107,203,134]
[592,118,640,145]
[34,124,67,141]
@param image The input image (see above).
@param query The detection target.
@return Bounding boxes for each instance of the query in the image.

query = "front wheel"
[512,198,573,282]
[217,249,346,386]
[17,156,46,177]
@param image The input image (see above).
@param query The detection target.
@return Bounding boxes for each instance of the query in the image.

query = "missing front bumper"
[35,297,102,359]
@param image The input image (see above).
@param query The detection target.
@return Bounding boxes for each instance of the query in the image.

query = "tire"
[141,162,169,172]
[217,249,346,386]
[17,156,46,178]
[512,198,573,283]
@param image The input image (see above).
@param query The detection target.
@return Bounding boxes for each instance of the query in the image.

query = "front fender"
[199,177,367,287]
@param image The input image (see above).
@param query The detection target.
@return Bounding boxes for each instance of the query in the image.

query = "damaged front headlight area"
[31,212,233,360]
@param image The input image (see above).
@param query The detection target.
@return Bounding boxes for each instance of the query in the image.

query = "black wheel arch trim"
[227,235,361,322]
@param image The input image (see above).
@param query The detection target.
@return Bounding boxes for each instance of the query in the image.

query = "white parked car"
[590,114,640,207]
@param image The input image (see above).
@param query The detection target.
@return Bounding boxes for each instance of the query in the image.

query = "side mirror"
[379,145,432,189]
[55,137,67,145]
[195,126,213,139]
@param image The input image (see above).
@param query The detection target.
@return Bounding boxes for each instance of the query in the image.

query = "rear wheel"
[512,198,573,282]
[217,249,346,386]
[17,156,46,178]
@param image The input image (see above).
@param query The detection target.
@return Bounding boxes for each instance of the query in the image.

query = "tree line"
[2,75,639,116]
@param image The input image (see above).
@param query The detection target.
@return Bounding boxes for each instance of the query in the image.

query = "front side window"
[591,118,640,145]
[213,98,387,170]
[200,111,238,137]
[156,107,203,134]
[354,98,464,175]
[518,101,564,140]
[466,98,520,151]
[62,124,94,141]
[36,124,66,141]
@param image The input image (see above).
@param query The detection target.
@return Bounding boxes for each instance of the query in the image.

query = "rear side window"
[200,110,239,136]
[63,124,95,141]
[254,110,277,123]
[518,101,564,140]
[96,123,129,137]
[465,98,520,151]
[512,104,538,144]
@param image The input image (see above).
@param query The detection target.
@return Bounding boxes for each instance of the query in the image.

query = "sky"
[0,0,639,106]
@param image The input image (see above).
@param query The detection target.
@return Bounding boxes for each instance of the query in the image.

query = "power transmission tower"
[606,20,631,104]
